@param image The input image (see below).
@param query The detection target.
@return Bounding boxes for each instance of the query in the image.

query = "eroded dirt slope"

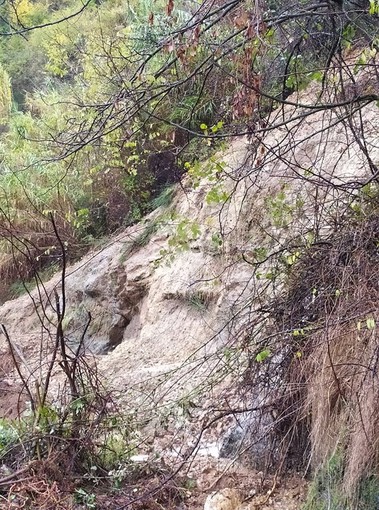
[1,68,379,507]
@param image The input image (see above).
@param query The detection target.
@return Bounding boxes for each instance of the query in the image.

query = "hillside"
[1,0,379,508]
[1,61,379,507]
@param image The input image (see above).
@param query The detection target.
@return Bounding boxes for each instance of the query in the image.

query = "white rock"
[203,488,241,510]
[129,454,149,463]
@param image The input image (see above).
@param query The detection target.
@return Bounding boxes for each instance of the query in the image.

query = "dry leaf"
[234,11,249,28]
[176,46,186,64]
[166,0,174,17]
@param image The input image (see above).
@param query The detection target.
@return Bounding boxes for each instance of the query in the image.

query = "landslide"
[1,55,379,508]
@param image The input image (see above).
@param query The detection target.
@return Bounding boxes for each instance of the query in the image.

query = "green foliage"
[187,291,209,311]
[369,0,379,15]
[304,449,379,510]
[255,349,271,362]
[0,419,18,450]
[131,217,163,250]
[0,64,12,127]
[206,185,229,205]
[0,0,235,280]
[285,250,301,266]
[187,155,227,189]
[9,279,36,298]
[97,429,136,471]
[357,476,379,510]
[150,184,175,209]
[210,231,223,253]
[168,218,200,250]
[0,4,378,508]
[8,0,48,26]
[265,188,294,229]
[74,487,96,509]
[155,215,201,263]
[8,262,60,298]
[303,448,346,510]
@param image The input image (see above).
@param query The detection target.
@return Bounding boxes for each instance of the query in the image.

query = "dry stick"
[71,311,92,382]
[39,214,77,414]
[50,214,78,400]
[0,462,37,487]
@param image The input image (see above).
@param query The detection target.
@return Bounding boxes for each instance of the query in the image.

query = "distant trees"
[31,0,378,159]
[0,64,11,129]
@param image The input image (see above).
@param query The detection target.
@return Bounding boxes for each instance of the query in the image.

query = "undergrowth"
[303,447,347,510]
[304,449,379,510]
[8,262,60,299]
[150,185,175,210]
[269,199,379,508]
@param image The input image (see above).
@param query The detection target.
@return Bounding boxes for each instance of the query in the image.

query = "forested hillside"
[0,0,375,299]
[1,0,379,508]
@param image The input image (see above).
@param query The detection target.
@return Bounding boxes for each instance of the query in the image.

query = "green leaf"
[286,251,300,266]
[190,222,201,238]
[369,0,379,14]
[256,349,271,362]
[310,70,323,82]
[366,318,376,330]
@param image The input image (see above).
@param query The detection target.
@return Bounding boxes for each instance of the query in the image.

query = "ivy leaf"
[190,222,201,238]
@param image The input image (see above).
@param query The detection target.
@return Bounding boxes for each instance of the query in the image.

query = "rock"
[107,315,130,351]
[219,409,276,470]
[203,488,241,510]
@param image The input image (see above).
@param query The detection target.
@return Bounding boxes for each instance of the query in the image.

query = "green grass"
[132,219,161,249]
[151,185,175,210]
[303,449,379,510]
[119,216,164,264]
[187,291,209,311]
[357,476,379,510]
[303,449,346,510]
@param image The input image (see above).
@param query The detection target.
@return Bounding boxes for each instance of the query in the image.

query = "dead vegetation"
[0,207,84,304]
[269,208,379,505]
